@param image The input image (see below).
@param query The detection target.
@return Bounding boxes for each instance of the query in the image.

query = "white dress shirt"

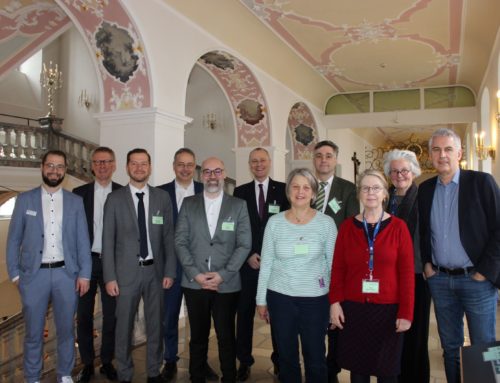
[204,191,223,239]
[129,184,153,261]
[254,177,269,214]
[92,182,113,253]
[175,180,195,210]
[41,187,64,263]
[319,175,334,213]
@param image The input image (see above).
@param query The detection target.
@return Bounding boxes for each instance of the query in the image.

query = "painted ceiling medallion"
[200,52,234,70]
[237,99,264,126]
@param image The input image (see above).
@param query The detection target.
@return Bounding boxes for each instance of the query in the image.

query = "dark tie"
[258,183,265,220]
[136,192,148,259]
[315,181,328,211]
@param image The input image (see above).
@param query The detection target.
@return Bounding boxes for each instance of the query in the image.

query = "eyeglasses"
[92,159,114,166]
[390,169,411,176]
[44,163,66,171]
[360,185,384,194]
[202,168,224,177]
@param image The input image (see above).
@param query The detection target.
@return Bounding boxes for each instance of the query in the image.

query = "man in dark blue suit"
[158,148,218,381]
[419,128,500,383]
[233,147,289,381]
[73,147,122,382]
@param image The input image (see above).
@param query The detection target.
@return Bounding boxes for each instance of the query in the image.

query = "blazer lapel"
[34,187,44,233]
[214,193,231,238]
[125,185,140,234]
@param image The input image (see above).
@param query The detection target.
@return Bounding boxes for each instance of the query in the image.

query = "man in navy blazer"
[233,147,289,380]
[157,148,217,381]
[7,150,91,383]
[419,128,500,383]
[73,147,122,382]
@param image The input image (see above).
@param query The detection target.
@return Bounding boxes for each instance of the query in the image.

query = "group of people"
[6,127,500,383]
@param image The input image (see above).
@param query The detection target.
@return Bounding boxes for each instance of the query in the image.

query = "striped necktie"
[315,181,328,211]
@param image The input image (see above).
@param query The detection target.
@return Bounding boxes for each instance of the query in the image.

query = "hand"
[423,262,436,280]
[330,302,345,330]
[396,318,411,333]
[247,254,261,270]
[257,305,270,323]
[204,272,223,291]
[76,278,90,297]
[105,280,120,296]
[163,277,174,289]
[471,271,487,281]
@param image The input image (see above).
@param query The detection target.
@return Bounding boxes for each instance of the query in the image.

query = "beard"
[42,173,64,187]
[204,180,222,193]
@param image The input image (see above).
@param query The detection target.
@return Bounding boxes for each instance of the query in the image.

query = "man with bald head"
[176,157,252,383]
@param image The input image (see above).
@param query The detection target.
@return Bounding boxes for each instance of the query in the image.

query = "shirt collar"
[254,177,270,188]
[437,169,460,186]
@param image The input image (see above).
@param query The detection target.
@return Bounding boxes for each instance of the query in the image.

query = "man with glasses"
[176,157,251,383]
[73,147,122,382]
[102,148,176,383]
[158,148,218,381]
[7,150,91,383]
[313,140,359,383]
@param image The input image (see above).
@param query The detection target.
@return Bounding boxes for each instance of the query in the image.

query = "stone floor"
[43,303,500,383]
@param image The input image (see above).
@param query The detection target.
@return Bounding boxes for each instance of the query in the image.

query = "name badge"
[222,221,235,231]
[294,244,308,255]
[268,204,280,214]
[26,209,37,216]
[152,216,163,225]
[328,198,342,214]
[362,279,380,294]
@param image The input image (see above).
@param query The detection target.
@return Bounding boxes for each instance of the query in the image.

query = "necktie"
[315,181,328,211]
[136,192,148,259]
[258,183,265,220]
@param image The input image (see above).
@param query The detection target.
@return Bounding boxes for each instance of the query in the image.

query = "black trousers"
[77,255,116,365]
[184,288,239,383]
[236,264,279,367]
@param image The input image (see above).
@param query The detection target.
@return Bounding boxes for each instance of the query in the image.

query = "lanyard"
[362,211,384,279]
[389,191,398,215]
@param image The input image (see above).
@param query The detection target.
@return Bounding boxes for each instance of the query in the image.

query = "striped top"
[256,211,337,305]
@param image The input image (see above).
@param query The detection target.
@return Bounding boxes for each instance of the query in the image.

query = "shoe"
[100,363,118,381]
[76,365,94,383]
[237,364,251,381]
[205,364,219,381]
[60,377,74,383]
[161,361,177,381]
[328,374,339,383]
[273,362,280,377]
[146,376,163,383]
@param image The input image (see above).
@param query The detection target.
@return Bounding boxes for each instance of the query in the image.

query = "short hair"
[42,150,67,166]
[356,169,389,201]
[173,147,196,163]
[428,128,462,152]
[127,148,151,164]
[92,146,115,160]
[285,168,319,204]
[314,140,339,156]
[248,147,270,161]
[383,149,422,178]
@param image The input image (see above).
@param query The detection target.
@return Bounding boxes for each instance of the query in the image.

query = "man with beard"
[102,148,176,383]
[176,157,251,383]
[6,150,91,383]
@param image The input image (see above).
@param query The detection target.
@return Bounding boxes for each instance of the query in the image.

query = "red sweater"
[329,216,415,321]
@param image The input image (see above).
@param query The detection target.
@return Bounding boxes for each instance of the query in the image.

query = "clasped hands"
[195,272,223,291]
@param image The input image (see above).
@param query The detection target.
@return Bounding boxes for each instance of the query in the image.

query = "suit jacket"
[418,170,500,286]
[157,180,203,223]
[102,185,176,287]
[233,178,289,257]
[6,187,91,283]
[175,192,252,292]
[323,176,359,230]
[72,181,122,244]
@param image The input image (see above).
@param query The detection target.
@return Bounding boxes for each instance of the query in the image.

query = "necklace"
[291,208,311,223]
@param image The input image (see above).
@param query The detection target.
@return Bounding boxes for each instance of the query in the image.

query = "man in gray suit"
[102,148,176,383]
[7,149,91,383]
[313,140,359,383]
[176,157,251,383]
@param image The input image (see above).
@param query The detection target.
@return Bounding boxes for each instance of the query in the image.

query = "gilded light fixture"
[40,61,63,117]
[474,131,495,160]
[78,89,92,110]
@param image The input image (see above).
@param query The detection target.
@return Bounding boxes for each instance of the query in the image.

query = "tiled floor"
[44,303,500,383]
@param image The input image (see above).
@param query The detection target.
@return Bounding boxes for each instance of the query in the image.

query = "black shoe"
[328,374,339,383]
[161,361,177,381]
[273,362,280,377]
[205,364,219,381]
[100,363,118,381]
[147,376,163,383]
[237,364,251,381]
[76,365,94,383]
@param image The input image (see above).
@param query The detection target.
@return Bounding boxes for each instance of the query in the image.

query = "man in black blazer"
[233,148,289,381]
[418,128,500,383]
[73,147,122,382]
[313,140,359,383]
[157,148,218,382]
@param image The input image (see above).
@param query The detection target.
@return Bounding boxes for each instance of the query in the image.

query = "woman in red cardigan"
[329,169,414,383]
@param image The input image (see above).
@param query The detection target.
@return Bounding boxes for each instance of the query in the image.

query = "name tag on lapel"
[221,221,235,231]
[26,209,37,216]
[152,216,163,224]
[328,198,342,214]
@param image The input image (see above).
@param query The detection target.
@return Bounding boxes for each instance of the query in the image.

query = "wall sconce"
[40,61,63,117]
[474,131,496,160]
[78,89,92,110]
[459,159,467,169]
[203,113,217,130]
